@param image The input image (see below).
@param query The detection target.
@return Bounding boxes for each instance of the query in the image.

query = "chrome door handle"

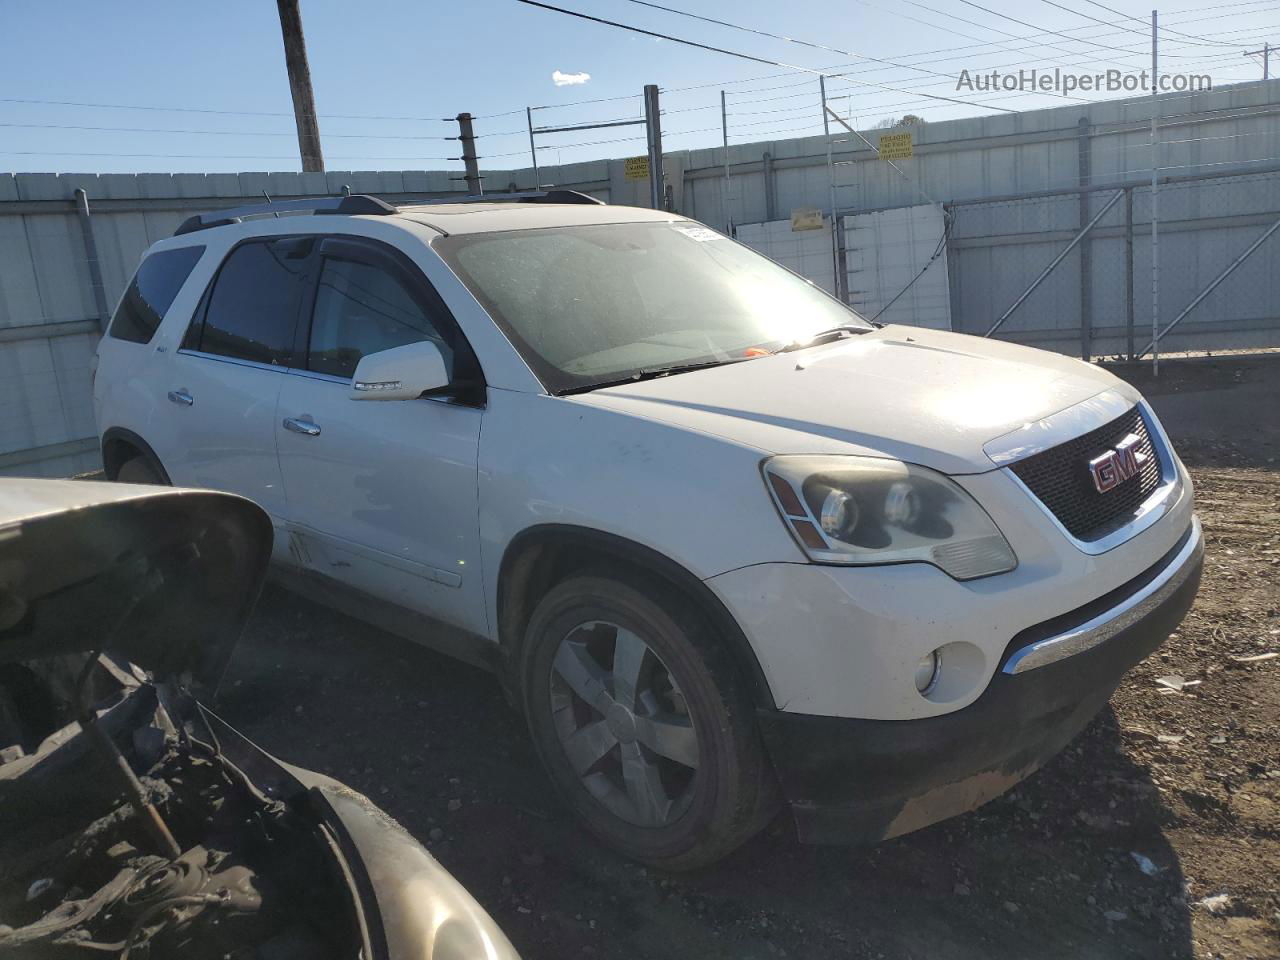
[167,389,193,406]
[282,417,321,437]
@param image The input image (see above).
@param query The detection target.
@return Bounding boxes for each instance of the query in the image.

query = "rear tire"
[115,455,166,485]
[520,572,779,870]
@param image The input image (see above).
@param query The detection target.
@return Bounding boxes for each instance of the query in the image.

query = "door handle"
[282,417,321,437]
[167,389,193,406]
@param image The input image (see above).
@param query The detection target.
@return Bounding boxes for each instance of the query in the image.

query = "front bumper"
[757,518,1203,844]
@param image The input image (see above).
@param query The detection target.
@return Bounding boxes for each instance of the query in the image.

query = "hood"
[572,326,1137,474]
[200,708,522,960]
[0,479,272,691]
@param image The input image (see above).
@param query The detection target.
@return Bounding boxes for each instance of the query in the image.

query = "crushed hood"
[0,479,272,691]
[573,326,1138,474]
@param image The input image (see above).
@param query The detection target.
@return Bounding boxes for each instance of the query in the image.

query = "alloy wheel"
[548,620,699,827]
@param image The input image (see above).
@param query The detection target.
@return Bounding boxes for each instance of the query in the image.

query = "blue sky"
[0,0,1274,175]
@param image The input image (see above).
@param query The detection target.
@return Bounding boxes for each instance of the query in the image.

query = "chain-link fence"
[945,168,1280,359]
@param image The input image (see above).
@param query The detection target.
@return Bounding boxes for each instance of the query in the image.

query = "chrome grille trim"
[984,389,1134,467]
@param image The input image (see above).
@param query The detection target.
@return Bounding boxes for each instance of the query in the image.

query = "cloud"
[552,70,591,87]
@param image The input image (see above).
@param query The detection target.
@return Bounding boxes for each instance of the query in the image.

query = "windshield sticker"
[674,225,724,242]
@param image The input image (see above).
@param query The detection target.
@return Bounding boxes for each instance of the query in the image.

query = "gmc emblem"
[1089,433,1146,493]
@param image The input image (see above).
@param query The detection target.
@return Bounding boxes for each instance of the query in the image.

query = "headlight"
[763,455,1017,580]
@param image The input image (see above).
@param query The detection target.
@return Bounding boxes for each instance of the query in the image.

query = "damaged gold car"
[0,480,518,960]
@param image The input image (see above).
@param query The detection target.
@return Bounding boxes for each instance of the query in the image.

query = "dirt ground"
[217,355,1280,960]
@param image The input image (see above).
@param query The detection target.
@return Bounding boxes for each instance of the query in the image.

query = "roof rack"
[174,194,398,236]
[411,189,605,207]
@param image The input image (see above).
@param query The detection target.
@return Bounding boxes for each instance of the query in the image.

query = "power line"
[1075,0,1249,48]
[818,51,1258,113]
[801,21,1267,115]
[1,0,1267,139]
[3,1,1271,173]
[889,0,1147,66]
[618,0,1098,103]
[530,92,644,111]
[825,18,1253,86]
[946,0,1234,59]
[1035,0,1262,53]
[615,0,1241,110]
[5,74,1267,170]
[621,0,865,59]
[471,107,530,119]
[0,150,464,161]
[1035,0,1183,46]
[0,97,459,123]
[660,1,1272,104]
[0,121,459,141]
[513,0,824,69]
[513,0,1020,113]
[844,7,1266,74]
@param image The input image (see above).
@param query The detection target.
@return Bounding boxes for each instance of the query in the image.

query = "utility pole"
[1150,9,1160,375]
[276,0,324,172]
[643,84,664,210]
[1243,42,1271,79]
[820,75,840,304]
[525,107,541,190]
[721,89,732,232]
[456,113,482,195]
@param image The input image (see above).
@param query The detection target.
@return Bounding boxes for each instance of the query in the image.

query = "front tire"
[114,455,166,485]
[520,572,778,869]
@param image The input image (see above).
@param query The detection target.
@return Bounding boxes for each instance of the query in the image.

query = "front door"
[274,236,486,637]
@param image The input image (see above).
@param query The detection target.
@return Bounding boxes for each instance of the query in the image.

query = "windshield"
[434,220,870,393]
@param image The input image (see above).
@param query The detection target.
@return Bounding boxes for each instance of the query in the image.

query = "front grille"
[1010,405,1164,541]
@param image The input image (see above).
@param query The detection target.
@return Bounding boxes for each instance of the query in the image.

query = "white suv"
[93,192,1203,869]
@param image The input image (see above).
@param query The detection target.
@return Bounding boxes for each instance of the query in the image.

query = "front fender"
[477,391,805,640]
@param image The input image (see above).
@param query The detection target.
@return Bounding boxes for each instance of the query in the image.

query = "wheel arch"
[496,524,776,710]
[100,427,171,483]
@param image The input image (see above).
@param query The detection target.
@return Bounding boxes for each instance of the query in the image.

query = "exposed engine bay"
[1,481,521,960]
[0,653,361,959]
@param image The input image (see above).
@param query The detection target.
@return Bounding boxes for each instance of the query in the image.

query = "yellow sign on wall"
[790,208,825,231]
[624,156,650,180]
[878,132,913,160]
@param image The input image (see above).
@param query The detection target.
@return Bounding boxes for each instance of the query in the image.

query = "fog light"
[914,650,941,695]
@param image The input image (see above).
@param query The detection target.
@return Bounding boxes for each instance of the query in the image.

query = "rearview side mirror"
[349,341,449,401]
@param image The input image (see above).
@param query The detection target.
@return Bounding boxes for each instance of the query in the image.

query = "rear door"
[94,243,206,445]
[167,237,312,545]
[274,236,487,636]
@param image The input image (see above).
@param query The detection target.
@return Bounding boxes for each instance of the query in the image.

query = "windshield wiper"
[559,356,758,395]
[779,325,872,352]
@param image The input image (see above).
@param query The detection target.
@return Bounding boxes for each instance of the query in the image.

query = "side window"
[108,246,205,344]
[307,257,454,380]
[195,239,310,365]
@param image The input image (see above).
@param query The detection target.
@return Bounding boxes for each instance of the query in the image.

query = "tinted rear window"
[194,239,310,365]
[108,246,205,344]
